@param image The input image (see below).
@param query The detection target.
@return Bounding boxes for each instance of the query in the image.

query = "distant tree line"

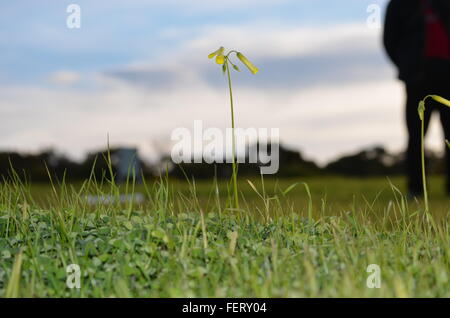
[0,144,445,183]
[0,149,151,183]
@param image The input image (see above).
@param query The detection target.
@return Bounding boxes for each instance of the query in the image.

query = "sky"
[0,0,447,165]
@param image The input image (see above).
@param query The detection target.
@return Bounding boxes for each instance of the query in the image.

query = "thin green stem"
[420,116,429,212]
[225,58,239,210]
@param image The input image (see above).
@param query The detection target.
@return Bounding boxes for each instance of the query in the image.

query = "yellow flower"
[236,52,259,74]
[208,47,224,59]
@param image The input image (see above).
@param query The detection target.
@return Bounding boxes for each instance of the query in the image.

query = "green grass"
[0,175,449,297]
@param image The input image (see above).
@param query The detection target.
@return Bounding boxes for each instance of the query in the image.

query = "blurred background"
[0,0,447,180]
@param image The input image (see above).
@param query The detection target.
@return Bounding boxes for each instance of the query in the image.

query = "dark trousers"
[406,82,450,195]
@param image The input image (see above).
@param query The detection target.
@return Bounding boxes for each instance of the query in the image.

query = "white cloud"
[48,70,81,86]
[183,23,381,60]
[0,21,446,165]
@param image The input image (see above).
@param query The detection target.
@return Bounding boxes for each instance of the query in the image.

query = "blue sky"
[0,0,446,164]
[1,0,380,82]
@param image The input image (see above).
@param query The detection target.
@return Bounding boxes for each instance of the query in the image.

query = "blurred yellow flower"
[430,95,450,149]
[418,101,425,121]
[431,95,450,108]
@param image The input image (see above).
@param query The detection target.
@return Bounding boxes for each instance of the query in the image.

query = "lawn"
[0,175,449,297]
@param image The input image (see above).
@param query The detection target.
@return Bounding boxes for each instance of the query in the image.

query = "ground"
[0,176,449,297]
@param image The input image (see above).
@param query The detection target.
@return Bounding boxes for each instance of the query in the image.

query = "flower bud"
[236,52,259,74]
[431,95,450,108]
[418,100,425,121]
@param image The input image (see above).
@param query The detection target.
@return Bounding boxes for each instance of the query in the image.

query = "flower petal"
[208,46,225,59]
[216,54,225,65]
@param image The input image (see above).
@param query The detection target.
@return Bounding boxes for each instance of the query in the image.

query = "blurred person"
[384,0,450,197]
